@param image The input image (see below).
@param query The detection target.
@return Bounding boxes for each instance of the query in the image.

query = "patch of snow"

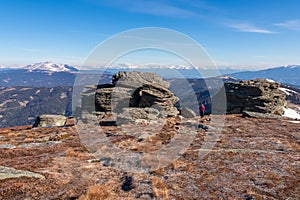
[3,78,10,83]
[283,65,300,69]
[169,65,192,70]
[18,100,29,107]
[60,92,67,99]
[288,121,300,124]
[266,79,275,83]
[20,88,31,91]
[0,88,16,93]
[283,108,300,120]
[279,87,297,95]
[35,90,40,94]
[0,99,15,107]
[219,76,239,81]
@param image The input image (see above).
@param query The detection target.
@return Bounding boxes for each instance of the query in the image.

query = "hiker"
[200,103,205,118]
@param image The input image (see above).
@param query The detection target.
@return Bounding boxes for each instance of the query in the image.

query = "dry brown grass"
[0,115,299,199]
[152,176,169,199]
[79,183,112,200]
[65,148,91,160]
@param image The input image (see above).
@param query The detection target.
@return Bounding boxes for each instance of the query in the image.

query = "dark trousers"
[200,111,204,118]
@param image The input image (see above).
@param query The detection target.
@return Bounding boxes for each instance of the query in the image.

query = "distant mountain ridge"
[25,62,79,73]
[1,62,299,87]
[229,65,300,87]
[0,62,80,87]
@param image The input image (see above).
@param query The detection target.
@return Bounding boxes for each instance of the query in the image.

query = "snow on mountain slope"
[230,65,300,86]
[283,107,300,120]
[279,87,297,95]
[25,62,79,73]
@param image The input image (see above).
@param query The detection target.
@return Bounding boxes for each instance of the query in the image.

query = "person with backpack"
[200,103,205,118]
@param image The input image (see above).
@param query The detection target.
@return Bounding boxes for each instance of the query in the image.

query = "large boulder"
[180,107,196,118]
[34,114,67,127]
[225,79,286,115]
[77,71,180,125]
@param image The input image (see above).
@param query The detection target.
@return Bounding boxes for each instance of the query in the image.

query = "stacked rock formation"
[224,79,286,115]
[79,71,179,124]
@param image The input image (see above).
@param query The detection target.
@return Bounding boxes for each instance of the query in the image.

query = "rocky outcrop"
[95,71,174,113]
[34,114,67,127]
[225,79,286,115]
[79,71,179,125]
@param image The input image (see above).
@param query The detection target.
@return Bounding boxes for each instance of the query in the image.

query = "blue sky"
[0,0,300,69]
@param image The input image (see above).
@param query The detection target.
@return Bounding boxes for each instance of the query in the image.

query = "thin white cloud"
[227,23,276,34]
[131,1,196,17]
[18,47,47,53]
[274,20,300,31]
[86,0,197,18]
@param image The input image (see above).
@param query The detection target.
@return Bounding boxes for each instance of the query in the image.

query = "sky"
[0,0,300,69]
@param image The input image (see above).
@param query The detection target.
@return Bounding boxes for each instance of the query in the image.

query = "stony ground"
[0,114,299,200]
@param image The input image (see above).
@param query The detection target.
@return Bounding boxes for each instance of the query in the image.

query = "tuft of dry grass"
[79,184,112,200]
[65,147,92,160]
[152,176,169,199]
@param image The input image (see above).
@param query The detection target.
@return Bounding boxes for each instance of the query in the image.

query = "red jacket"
[200,104,205,112]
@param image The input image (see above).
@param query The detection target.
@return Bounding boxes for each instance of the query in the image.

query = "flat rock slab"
[0,166,45,180]
[242,111,286,119]
[0,144,16,149]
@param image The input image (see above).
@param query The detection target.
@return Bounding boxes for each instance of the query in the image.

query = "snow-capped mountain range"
[0,62,80,87]
[110,63,194,70]
[0,62,299,87]
[25,62,79,73]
